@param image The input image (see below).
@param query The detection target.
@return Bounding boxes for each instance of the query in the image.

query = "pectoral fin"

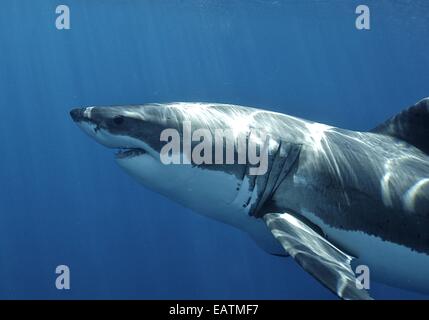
[263,212,372,300]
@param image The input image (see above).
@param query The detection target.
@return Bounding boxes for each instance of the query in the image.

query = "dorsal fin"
[371,98,429,154]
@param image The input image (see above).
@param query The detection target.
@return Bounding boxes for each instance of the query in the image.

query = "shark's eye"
[113,116,125,125]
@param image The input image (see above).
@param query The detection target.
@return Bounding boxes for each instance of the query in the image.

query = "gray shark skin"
[70,99,429,300]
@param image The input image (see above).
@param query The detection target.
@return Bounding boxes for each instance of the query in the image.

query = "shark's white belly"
[116,153,284,255]
[301,209,429,294]
[118,152,429,292]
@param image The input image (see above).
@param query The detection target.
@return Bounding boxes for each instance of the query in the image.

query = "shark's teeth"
[115,148,146,159]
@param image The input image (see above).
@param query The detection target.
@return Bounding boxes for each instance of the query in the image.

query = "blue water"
[0,0,428,299]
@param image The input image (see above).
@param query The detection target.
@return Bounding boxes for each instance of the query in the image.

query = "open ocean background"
[0,0,428,299]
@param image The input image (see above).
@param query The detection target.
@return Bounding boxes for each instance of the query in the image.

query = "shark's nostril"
[70,108,85,122]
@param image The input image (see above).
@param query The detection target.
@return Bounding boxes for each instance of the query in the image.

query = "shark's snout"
[70,107,87,122]
[69,105,154,157]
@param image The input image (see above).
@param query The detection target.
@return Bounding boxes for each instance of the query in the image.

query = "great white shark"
[70,99,429,299]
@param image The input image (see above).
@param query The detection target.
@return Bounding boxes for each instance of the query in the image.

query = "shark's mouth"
[115,148,147,159]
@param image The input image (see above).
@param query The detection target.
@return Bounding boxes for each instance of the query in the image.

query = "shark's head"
[70,102,272,222]
[70,103,177,160]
